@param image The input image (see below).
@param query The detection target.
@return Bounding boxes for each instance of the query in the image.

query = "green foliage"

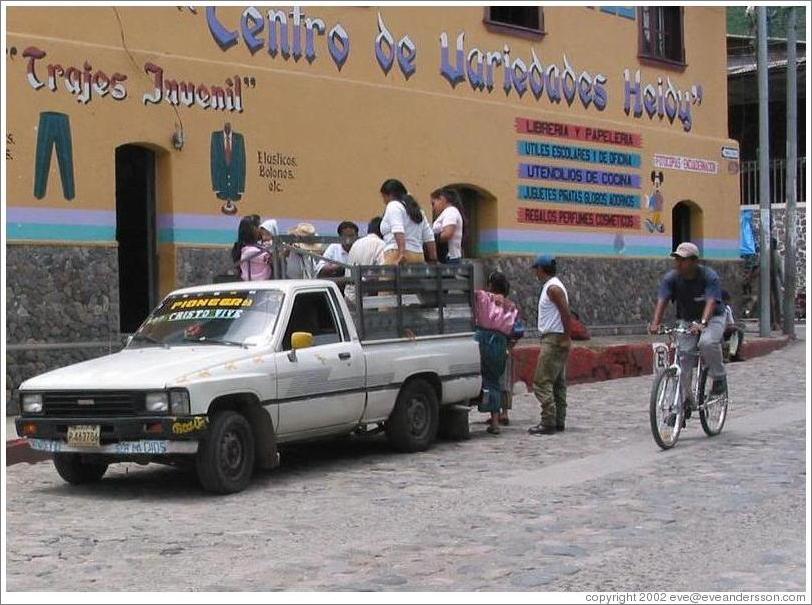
[727,6,806,40]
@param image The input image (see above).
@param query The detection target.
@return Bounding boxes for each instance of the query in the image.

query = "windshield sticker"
[148,308,244,323]
[170,296,254,309]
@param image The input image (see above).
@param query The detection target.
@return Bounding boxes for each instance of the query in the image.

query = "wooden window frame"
[483,7,545,41]
[637,6,687,70]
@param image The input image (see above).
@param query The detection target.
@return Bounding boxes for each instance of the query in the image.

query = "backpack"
[569,309,590,341]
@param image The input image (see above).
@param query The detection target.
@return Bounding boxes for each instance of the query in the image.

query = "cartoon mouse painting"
[644,170,665,233]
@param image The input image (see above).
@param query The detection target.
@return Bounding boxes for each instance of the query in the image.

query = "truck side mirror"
[291,332,314,350]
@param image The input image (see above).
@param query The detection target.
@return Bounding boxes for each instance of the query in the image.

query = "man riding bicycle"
[648,242,727,404]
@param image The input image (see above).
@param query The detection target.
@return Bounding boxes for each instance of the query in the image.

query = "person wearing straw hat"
[285,222,321,279]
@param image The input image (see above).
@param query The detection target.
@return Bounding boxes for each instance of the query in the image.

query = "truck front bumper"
[15,415,208,455]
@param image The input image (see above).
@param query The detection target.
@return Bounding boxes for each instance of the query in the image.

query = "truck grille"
[42,392,145,417]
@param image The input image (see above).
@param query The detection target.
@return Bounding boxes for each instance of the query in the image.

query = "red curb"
[512,335,790,391]
[6,438,51,466]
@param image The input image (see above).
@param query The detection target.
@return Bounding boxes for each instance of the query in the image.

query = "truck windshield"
[129,289,284,348]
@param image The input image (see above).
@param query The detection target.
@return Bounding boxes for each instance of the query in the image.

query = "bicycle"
[649,322,729,450]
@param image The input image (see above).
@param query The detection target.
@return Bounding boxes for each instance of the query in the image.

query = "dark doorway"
[115,145,157,333]
[672,202,692,251]
[456,187,479,259]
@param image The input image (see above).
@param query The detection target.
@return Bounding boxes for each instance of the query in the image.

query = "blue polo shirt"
[658,265,724,321]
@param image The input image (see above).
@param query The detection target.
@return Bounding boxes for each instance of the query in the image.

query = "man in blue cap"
[528,254,573,435]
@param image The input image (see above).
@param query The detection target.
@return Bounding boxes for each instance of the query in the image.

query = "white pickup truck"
[16,266,481,493]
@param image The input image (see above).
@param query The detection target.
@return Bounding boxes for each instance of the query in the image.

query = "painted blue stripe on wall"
[7,223,116,242]
[478,240,671,257]
[479,240,739,260]
[702,249,741,260]
[158,228,233,245]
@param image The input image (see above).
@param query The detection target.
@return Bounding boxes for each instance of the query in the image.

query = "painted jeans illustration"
[34,111,75,200]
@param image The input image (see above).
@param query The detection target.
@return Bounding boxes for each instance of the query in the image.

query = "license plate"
[652,343,670,372]
[67,425,100,447]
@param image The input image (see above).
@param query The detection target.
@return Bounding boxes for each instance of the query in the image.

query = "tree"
[727,6,807,39]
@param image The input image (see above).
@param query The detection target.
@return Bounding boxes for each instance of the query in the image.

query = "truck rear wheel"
[196,411,255,494]
[387,379,439,452]
[53,454,108,485]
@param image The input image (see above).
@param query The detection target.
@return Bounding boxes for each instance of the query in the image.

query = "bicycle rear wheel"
[650,367,683,450]
[698,367,728,436]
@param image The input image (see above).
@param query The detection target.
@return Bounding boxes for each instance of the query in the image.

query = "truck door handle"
[338,352,351,360]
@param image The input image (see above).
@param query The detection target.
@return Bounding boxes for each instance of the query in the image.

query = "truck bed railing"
[217,240,476,340]
[348,263,475,341]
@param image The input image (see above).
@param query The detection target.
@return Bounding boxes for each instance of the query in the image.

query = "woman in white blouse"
[379,179,437,265]
[430,187,464,264]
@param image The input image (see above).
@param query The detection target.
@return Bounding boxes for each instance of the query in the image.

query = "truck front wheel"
[195,411,255,494]
[387,379,439,452]
[53,454,108,485]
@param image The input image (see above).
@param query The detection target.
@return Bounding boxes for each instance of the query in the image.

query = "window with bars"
[485,6,544,37]
[638,7,685,66]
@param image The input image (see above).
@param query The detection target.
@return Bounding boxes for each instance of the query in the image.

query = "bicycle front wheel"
[698,368,728,436]
[650,367,683,450]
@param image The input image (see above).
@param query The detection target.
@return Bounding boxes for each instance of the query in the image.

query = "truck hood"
[19,346,259,391]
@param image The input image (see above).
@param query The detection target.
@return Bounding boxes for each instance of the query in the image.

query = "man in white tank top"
[528,255,573,435]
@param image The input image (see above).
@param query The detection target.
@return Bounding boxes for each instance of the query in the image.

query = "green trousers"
[532,334,571,428]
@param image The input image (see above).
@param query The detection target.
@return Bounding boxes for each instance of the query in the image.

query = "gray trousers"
[677,315,726,400]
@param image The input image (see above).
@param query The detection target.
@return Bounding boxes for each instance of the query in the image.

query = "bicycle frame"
[651,322,728,449]
[656,324,704,410]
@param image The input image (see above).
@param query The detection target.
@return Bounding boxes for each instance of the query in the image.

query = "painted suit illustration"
[210,122,246,215]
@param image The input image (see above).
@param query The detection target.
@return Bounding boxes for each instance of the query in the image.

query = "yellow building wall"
[6,5,741,274]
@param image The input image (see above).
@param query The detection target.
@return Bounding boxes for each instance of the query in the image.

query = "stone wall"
[481,256,744,333]
[176,246,234,289]
[747,204,807,290]
[5,244,121,413]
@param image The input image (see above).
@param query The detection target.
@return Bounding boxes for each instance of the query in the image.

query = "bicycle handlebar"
[657,324,699,336]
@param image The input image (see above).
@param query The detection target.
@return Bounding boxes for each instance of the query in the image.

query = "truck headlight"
[22,393,43,414]
[169,389,191,415]
[145,392,169,413]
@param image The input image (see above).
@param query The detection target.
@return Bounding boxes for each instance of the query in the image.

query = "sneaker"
[486,425,501,435]
[710,377,727,397]
[528,424,557,435]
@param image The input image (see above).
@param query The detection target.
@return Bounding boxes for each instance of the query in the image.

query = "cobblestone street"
[6,338,807,591]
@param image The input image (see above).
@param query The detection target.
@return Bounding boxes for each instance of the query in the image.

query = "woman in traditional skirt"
[474,271,516,435]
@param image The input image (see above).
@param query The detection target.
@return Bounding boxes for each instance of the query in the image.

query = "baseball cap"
[532,254,556,268]
[671,242,700,259]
